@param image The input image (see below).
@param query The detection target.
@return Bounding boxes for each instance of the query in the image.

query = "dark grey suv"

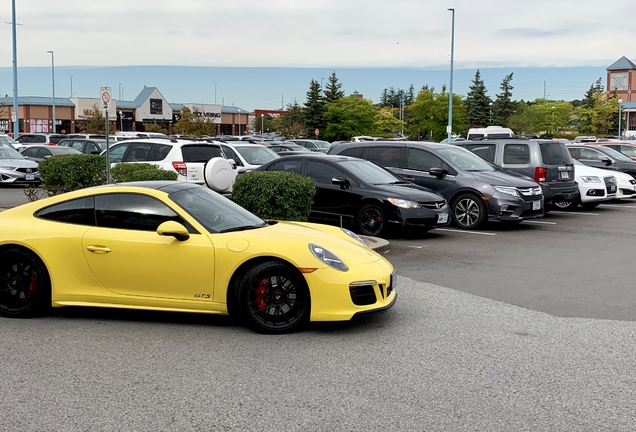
[329,141,544,229]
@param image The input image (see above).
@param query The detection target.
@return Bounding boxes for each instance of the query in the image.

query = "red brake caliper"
[27,274,38,296]
[255,278,268,312]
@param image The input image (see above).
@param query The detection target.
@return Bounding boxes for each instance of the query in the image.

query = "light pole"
[400,97,404,136]
[69,75,74,98]
[260,113,264,136]
[489,102,493,125]
[11,0,19,137]
[618,99,624,138]
[551,106,555,134]
[214,82,218,105]
[119,111,124,132]
[237,109,241,135]
[447,8,455,143]
[47,50,56,134]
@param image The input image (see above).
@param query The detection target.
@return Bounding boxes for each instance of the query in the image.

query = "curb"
[359,235,390,254]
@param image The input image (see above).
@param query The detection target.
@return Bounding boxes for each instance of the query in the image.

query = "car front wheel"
[238,261,310,334]
[356,204,387,237]
[451,194,487,229]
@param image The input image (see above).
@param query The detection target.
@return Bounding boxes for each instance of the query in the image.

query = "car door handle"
[86,245,112,254]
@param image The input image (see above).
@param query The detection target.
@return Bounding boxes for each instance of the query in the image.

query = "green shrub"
[111,163,178,182]
[233,171,315,221]
[39,154,107,196]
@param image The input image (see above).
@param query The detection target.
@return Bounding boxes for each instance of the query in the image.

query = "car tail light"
[535,167,546,183]
[172,161,187,176]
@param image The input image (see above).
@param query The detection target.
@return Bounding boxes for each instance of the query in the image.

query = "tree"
[374,107,404,137]
[465,70,491,129]
[304,79,326,136]
[79,104,107,133]
[408,89,466,142]
[492,73,516,127]
[172,106,216,137]
[507,103,544,136]
[322,96,378,141]
[581,78,604,109]
[576,93,617,135]
[323,71,345,103]
[278,102,305,138]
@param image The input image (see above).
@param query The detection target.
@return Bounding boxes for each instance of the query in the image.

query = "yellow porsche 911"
[0,181,396,333]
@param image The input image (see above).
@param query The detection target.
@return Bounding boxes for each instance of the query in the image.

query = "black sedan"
[567,144,636,178]
[255,153,450,237]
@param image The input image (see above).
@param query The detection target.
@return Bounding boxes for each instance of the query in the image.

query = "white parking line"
[525,220,557,225]
[408,245,430,249]
[434,228,497,236]
[550,211,599,216]
[600,204,636,209]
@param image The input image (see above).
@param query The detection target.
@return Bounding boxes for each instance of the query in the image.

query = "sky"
[1,0,635,112]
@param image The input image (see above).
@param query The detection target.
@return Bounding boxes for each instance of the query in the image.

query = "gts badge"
[194,293,211,299]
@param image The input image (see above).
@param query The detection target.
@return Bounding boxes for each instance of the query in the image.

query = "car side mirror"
[600,156,612,165]
[332,177,350,189]
[157,221,190,241]
[429,167,446,178]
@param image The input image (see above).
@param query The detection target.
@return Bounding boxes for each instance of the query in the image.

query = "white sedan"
[567,160,617,209]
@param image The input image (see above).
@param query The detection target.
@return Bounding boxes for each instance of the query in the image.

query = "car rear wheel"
[0,247,50,318]
[238,261,310,334]
[356,204,387,237]
[451,194,487,229]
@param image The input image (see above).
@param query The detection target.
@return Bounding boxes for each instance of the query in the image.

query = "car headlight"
[579,176,601,183]
[340,228,365,245]
[388,197,420,208]
[493,186,520,197]
[309,244,349,272]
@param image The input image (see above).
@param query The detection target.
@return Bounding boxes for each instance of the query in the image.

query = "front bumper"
[389,204,451,232]
[486,193,544,222]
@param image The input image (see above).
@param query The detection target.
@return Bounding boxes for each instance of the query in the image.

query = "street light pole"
[214,82,218,105]
[260,113,264,136]
[119,111,124,132]
[489,102,493,125]
[11,0,19,137]
[47,50,56,133]
[618,99,624,139]
[551,106,555,134]
[237,109,241,135]
[447,8,455,143]
[69,75,74,98]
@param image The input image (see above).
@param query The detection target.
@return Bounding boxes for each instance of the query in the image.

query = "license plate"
[390,271,397,291]
[438,213,449,224]
[26,174,34,180]
[609,186,617,193]
[559,171,570,180]
[532,200,541,210]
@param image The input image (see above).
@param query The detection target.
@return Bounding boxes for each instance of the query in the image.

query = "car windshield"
[338,159,407,184]
[314,141,332,149]
[599,146,635,162]
[51,147,80,155]
[539,142,573,164]
[0,147,25,159]
[435,146,496,172]
[169,186,266,234]
[235,146,280,165]
[0,136,17,146]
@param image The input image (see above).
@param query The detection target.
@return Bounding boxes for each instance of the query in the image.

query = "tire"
[356,204,387,237]
[238,261,310,334]
[552,199,579,211]
[451,194,487,229]
[0,247,50,318]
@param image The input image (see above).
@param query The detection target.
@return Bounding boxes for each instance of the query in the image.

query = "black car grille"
[15,167,38,174]
[604,176,617,194]
[420,200,446,209]
[349,285,376,306]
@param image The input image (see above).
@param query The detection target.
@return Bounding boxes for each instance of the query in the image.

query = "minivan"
[329,141,544,230]
[455,139,579,209]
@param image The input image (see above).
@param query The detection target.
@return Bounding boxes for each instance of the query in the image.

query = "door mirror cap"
[429,167,446,178]
[157,221,190,241]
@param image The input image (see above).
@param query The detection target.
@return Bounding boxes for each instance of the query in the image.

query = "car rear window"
[539,142,573,165]
[181,145,224,162]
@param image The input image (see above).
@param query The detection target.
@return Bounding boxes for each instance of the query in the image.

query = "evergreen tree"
[304,79,326,135]
[465,69,491,128]
[581,77,604,109]
[323,71,345,103]
[406,84,415,105]
[380,88,389,106]
[492,73,516,127]
[279,102,305,138]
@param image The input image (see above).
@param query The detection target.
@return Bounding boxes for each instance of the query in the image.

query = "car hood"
[574,164,615,178]
[370,183,445,201]
[471,170,538,187]
[0,158,38,168]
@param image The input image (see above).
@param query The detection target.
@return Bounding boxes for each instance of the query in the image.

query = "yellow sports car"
[0,181,396,333]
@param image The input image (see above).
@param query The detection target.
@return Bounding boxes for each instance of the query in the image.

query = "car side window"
[368,147,400,166]
[37,148,51,159]
[95,193,184,232]
[305,160,343,184]
[85,142,100,154]
[579,148,604,161]
[108,144,130,163]
[36,197,96,225]
[221,145,243,167]
[406,148,444,171]
[21,147,38,158]
[336,146,365,158]
[148,144,171,161]
[465,144,496,163]
[72,141,86,152]
[268,159,302,174]
[503,144,530,164]
[126,143,153,162]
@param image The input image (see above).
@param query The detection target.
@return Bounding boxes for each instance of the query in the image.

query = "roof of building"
[607,56,636,71]
[0,96,76,107]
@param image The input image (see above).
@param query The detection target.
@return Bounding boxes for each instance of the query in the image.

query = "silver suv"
[455,139,579,209]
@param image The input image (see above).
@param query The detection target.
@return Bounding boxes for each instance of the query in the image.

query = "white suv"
[102,139,236,192]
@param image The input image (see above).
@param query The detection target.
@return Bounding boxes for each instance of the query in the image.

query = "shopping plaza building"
[2,56,636,136]
[0,86,284,136]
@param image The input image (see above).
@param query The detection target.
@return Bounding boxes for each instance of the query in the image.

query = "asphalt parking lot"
[384,200,636,321]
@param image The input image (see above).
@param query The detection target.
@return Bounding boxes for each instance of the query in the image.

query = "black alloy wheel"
[238,261,310,334]
[451,193,487,229]
[356,204,387,237]
[0,247,50,318]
